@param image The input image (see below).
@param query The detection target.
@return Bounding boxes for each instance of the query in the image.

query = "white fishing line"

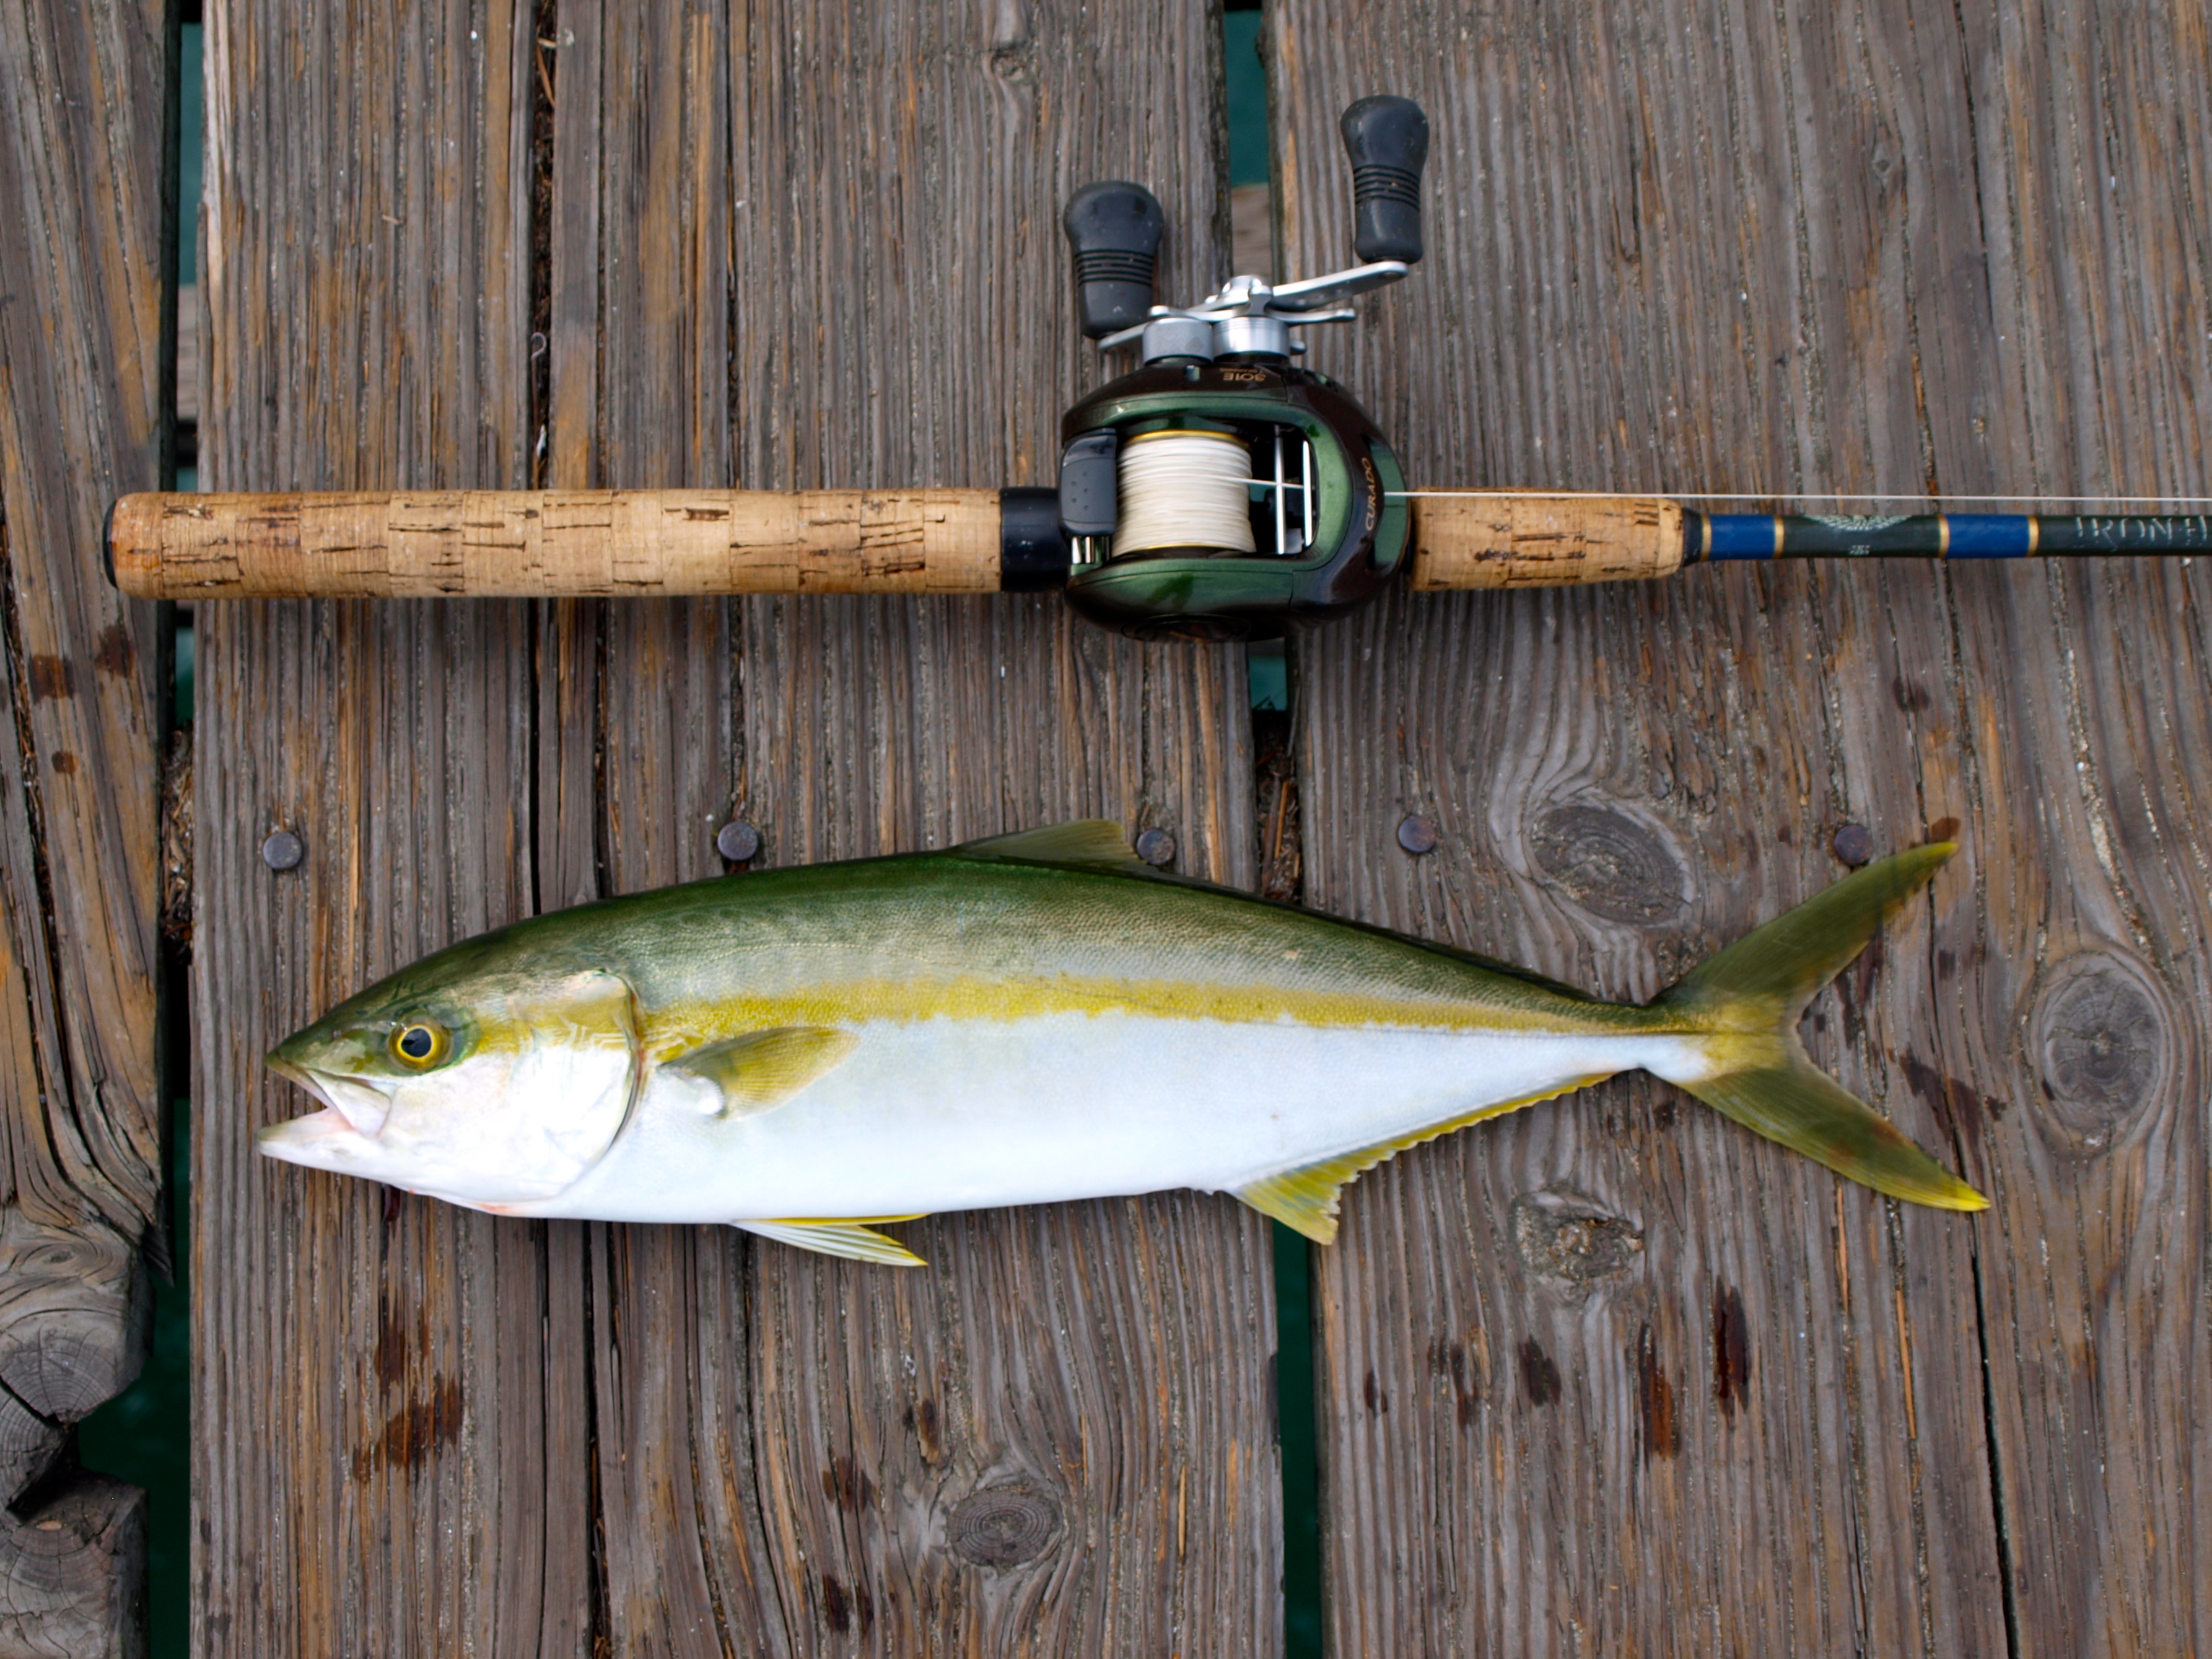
[1376,489,2212,507]
[1115,429,1257,556]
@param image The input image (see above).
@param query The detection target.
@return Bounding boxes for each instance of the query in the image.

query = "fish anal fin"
[666,1026,858,1118]
[953,820,1155,875]
[1239,1074,1615,1244]
[733,1218,927,1267]
[1239,1162,1359,1244]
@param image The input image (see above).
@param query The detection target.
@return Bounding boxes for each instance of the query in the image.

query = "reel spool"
[1113,429,1259,556]
[1054,96,1430,641]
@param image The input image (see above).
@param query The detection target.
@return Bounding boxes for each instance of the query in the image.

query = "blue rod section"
[1692,512,2212,561]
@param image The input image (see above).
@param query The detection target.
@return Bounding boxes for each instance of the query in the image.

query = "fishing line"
[1374,489,2212,506]
[1114,430,1257,556]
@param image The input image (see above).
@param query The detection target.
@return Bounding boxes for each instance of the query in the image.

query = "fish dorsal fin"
[733,1218,927,1267]
[1239,1073,1615,1243]
[953,819,1156,876]
[665,1026,859,1118]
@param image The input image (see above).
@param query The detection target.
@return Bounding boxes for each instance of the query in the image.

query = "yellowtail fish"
[260,822,1985,1265]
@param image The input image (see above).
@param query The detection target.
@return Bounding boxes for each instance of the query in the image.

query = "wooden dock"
[0,0,168,1651]
[1,0,2207,1652]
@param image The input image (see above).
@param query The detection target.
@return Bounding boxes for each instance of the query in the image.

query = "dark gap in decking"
[525,0,554,926]
[1225,6,1321,1652]
[70,4,197,1650]
[581,1228,613,1658]
[525,7,613,1654]
[528,10,554,492]
[1969,1243,2023,1658]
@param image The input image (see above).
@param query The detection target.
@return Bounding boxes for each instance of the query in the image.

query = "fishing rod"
[106,96,2212,641]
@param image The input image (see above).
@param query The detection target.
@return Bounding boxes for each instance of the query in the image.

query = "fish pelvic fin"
[733,1218,927,1267]
[1241,1074,1615,1244]
[1650,843,1988,1212]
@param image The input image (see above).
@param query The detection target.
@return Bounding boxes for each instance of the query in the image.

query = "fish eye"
[389,1019,450,1069]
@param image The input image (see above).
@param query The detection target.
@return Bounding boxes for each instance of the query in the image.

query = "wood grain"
[543,0,1279,1649]
[0,1212,149,1427]
[0,0,168,1650]
[193,2,593,1655]
[0,0,167,1242]
[1274,0,2207,1652]
[0,1474,147,1659]
[108,488,1009,598]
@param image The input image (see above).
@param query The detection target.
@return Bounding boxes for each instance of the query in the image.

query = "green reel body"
[1056,361,1412,641]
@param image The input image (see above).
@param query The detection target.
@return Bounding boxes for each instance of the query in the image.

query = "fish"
[259,821,1987,1266]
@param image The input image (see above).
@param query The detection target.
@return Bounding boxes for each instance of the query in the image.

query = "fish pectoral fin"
[732,1218,927,1267]
[1239,1074,1616,1244]
[665,1026,859,1119]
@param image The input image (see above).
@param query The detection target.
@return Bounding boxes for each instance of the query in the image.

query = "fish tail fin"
[1648,843,1988,1212]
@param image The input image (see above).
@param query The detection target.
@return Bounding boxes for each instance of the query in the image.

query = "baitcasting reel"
[1050,96,1430,641]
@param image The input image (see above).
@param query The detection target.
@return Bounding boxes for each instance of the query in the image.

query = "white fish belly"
[539,1012,1711,1223]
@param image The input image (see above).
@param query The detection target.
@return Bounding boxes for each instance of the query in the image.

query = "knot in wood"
[1527,804,1685,925]
[1510,1185,1644,1292]
[2029,951,2171,1152]
[948,1485,1060,1567]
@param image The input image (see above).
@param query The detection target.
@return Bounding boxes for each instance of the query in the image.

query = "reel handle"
[1061,182,1166,339]
[1339,95,1429,265]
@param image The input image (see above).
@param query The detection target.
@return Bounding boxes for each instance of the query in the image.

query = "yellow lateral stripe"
[639,973,1648,1059]
[1239,1071,1617,1245]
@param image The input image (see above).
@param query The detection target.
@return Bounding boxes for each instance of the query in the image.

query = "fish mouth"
[263,1053,391,1140]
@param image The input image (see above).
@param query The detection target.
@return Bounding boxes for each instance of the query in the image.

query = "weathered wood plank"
[1936,6,2212,1652]
[1270,0,2203,1650]
[0,0,169,1650]
[0,0,167,1241]
[544,0,1280,1648]
[193,2,595,1655]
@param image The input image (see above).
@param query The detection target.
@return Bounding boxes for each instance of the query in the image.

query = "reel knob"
[1062,182,1167,339]
[1339,95,1428,264]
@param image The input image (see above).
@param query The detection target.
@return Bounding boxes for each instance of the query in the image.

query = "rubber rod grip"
[1410,496,1686,589]
[105,490,1009,599]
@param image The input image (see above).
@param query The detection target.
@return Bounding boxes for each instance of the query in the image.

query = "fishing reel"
[1051,97,1430,641]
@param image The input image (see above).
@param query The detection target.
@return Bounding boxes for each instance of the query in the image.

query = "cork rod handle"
[1409,495,1686,589]
[107,489,1012,600]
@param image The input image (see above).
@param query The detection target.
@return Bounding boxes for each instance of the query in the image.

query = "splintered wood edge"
[0,1474,148,1659]
[0,1210,148,1658]
[106,489,1008,598]
[1409,495,1686,589]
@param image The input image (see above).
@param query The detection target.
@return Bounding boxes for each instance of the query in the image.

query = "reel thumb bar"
[106,488,1069,600]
